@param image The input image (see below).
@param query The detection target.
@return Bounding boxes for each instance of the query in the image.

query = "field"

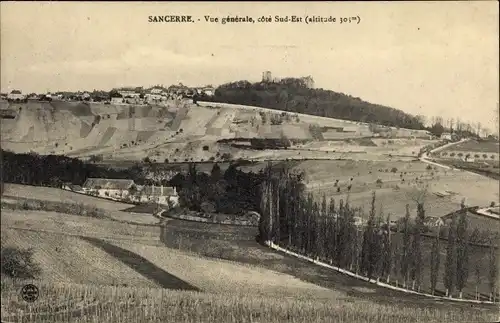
[1,100,436,163]
[236,159,499,221]
[2,184,160,225]
[1,181,499,322]
[4,280,496,323]
[443,140,499,153]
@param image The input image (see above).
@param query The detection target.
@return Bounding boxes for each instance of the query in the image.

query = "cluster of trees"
[426,116,495,140]
[0,150,159,188]
[202,80,425,130]
[258,162,499,300]
[169,162,268,215]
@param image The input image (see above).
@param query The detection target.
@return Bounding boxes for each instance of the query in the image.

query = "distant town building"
[117,87,142,98]
[301,76,315,88]
[7,90,27,102]
[167,83,188,95]
[262,71,315,88]
[440,132,453,141]
[194,86,215,97]
[262,71,272,82]
[111,96,125,105]
[149,86,165,95]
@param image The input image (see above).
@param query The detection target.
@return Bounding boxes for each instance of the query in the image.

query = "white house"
[440,132,452,141]
[7,90,26,102]
[150,88,164,95]
[111,96,125,105]
[132,185,179,207]
[117,87,142,98]
[82,178,136,199]
[145,93,163,103]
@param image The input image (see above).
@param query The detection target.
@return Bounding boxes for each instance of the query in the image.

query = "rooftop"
[83,178,135,190]
[141,185,177,196]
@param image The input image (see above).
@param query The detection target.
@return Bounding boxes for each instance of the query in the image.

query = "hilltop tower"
[301,76,315,88]
[262,71,272,82]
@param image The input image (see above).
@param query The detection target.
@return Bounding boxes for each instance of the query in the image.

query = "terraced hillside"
[1,99,435,163]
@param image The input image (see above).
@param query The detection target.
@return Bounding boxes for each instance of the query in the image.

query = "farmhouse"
[82,178,136,199]
[132,185,179,207]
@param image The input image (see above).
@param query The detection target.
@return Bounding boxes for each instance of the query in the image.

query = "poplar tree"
[410,202,425,290]
[400,204,412,288]
[474,262,481,300]
[382,213,393,283]
[328,197,337,264]
[456,200,469,298]
[335,199,345,267]
[361,192,377,278]
[487,232,497,302]
[444,213,458,297]
[430,223,441,295]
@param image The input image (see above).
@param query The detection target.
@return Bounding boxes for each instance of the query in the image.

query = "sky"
[1,2,498,132]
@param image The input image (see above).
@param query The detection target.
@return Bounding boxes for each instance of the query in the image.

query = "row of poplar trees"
[258,162,498,301]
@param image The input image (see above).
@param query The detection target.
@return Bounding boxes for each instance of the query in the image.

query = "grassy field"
[1,228,158,288]
[2,180,499,322]
[3,279,496,323]
[445,140,499,153]
[238,159,498,221]
[3,184,132,211]
[2,184,160,225]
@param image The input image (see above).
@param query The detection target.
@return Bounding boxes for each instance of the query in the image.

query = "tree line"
[201,80,425,130]
[258,162,499,301]
[0,150,166,188]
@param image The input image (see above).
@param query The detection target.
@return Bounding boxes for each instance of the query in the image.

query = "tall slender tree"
[400,204,412,288]
[444,213,458,297]
[328,197,337,264]
[430,223,441,295]
[456,200,469,298]
[410,202,425,291]
[382,213,393,283]
[474,262,482,301]
[487,232,498,302]
[361,192,377,278]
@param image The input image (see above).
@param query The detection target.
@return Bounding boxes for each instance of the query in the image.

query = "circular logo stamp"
[21,284,39,302]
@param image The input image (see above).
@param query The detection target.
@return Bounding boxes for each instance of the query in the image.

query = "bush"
[165,158,169,163]
[391,167,398,173]
[1,246,41,279]
[203,145,209,151]
[426,165,432,170]
[376,179,383,187]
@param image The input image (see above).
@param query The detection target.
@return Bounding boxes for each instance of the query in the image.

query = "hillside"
[1,99,433,163]
[204,80,425,129]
